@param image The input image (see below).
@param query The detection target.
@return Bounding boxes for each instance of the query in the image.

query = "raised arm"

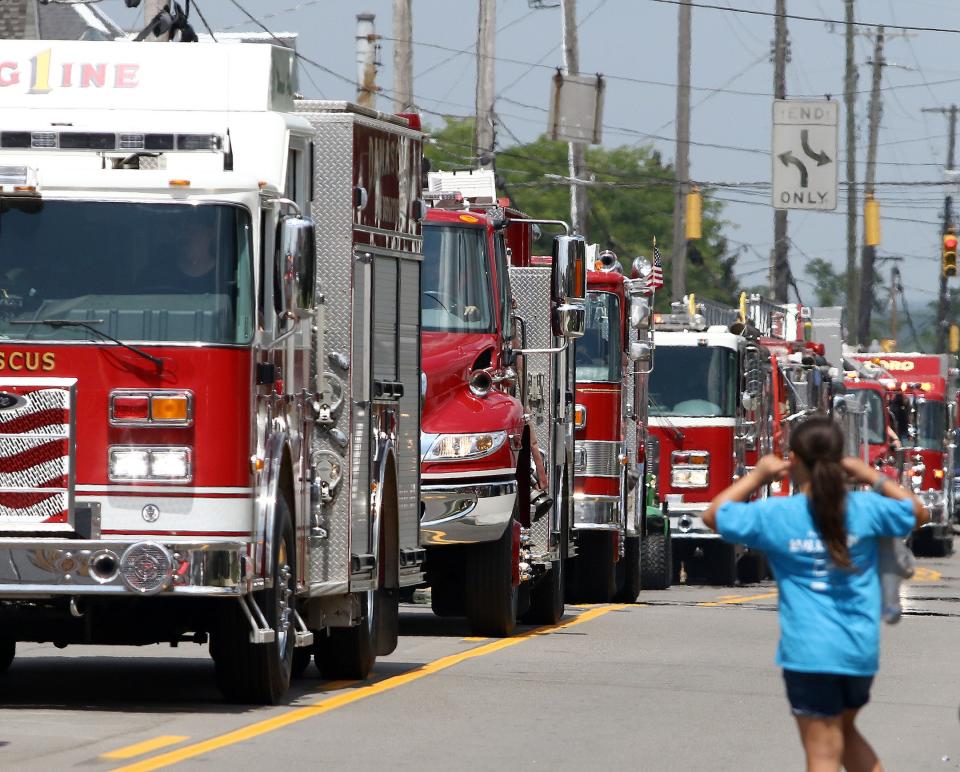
[702,455,790,531]
[840,457,928,528]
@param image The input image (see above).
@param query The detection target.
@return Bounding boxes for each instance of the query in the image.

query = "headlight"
[671,467,709,488]
[109,446,192,482]
[424,431,507,461]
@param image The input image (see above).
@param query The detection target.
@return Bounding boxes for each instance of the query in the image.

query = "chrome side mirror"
[277,215,316,323]
[554,303,585,339]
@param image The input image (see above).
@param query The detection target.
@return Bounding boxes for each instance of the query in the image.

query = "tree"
[424,118,741,309]
[805,258,846,306]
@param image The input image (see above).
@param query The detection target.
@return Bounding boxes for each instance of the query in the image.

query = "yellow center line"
[699,590,779,607]
[113,604,628,772]
[101,737,190,761]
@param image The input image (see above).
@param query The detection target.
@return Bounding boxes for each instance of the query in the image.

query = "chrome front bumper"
[0,539,248,597]
[669,506,719,540]
[420,481,517,546]
[573,495,621,531]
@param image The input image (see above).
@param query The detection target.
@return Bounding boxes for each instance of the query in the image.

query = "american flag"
[650,237,664,290]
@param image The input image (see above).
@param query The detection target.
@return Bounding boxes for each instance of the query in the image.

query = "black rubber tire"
[0,638,14,674]
[430,580,464,618]
[523,557,564,625]
[614,535,642,602]
[571,531,618,603]
[315,592,376,680]
[737,551,768,584]
[927,533,954,558]
[212,497,296,704]
[291,646,314,679]
[705,541,738,586]
[640,530,673,590]
[464,522,517,637]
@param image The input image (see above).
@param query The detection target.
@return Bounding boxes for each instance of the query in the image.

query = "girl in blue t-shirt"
[701,416,926,772]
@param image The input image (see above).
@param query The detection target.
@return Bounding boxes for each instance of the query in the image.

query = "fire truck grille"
[0,381,73,529]
[575,440,621,478]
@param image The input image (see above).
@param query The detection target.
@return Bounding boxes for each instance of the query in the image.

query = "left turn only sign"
[772,99,839,211]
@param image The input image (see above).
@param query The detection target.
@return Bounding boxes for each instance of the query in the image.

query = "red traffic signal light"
[943,233,958,278]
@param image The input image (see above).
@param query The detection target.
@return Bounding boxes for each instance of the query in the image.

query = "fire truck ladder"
[695,298,741,328]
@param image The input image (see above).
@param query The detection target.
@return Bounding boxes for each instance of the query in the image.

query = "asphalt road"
[2,550,958,772]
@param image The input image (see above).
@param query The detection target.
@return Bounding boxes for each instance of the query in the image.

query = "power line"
[647,0,960,36]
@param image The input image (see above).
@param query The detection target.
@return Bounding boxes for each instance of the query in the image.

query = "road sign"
[772,99,839,211]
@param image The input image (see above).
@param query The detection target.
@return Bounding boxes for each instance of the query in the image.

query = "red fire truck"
[0,41,425,703]
[570,251,666,599]
[649,295,818,584]
[849,353,955,556]
[419,170,585,636]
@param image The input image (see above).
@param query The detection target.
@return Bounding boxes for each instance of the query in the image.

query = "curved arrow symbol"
[778,151,808,188]
[801,129,831,166]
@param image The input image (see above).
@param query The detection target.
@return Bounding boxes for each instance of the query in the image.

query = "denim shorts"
[782,670,874,719]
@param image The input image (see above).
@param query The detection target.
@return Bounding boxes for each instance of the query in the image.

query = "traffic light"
[685,186,702,240]
[943,231,958,278]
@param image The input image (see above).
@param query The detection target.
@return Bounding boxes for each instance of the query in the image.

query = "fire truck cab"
[650,296,791,585]
[0,41,425,703]
[570,252,665,599]
[419,170,586,636]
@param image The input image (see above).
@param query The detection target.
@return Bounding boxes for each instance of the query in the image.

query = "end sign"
[772,99,838,211]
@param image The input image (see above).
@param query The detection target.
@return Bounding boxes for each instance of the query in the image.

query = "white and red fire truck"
[0,40,425,703]
[569,250,666,599]
[419,170,585,636]
[649,295,820,584]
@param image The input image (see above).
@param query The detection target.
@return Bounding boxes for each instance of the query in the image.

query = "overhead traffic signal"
[943,230,958,278]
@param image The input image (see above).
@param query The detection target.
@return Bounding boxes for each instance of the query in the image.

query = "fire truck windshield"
[421,224,494,333]
[0,199,253,344]
[649,345,737,417]
[851,389,886,445]
[916,399,945,451]
[575,292,621,382]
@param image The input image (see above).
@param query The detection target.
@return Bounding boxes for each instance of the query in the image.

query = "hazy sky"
[100,0,960,315]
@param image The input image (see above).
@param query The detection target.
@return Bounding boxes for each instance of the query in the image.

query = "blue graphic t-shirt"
[716,492,915,676]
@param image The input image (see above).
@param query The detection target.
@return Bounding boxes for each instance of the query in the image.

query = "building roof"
[0,0,124,41]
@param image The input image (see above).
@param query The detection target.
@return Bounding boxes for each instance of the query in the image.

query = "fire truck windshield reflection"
[915,399,945,451]
[421,224,494,333]
[0,200,254,344]
[575,291,621,382]
[649,345,737,417]
[851,389,886,445]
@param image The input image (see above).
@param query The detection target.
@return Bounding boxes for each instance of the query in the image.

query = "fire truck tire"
[571,531,617,602]
[0,638,13,673]
[737,552,768,584]
[291,647,314,679]
[212,497,296,704]
[523,558,564,625]
[614,535,642,602]
[640,532,672,591]
[705,542,738,586]
[430,581,464,618]
[315,592,376,680]
[464,521,517,637]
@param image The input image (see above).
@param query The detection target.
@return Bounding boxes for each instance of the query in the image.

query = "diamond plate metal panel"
[397,258,422,551]
[296,108,355,586]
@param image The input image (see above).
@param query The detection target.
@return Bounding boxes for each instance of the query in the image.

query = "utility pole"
[857,26,884,346]
[843,0,858,340]
[475,0,496,169]
[355,13,380,109]
[771,0,789,301]
[890,267,899,344]
[392,0,414,113]
[922,104,959,353]
[671,0,691,301]
[561,0,588,236]
[143,0,169,40]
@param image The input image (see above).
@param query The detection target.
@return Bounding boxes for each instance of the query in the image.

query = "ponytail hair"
[789,416,851,569]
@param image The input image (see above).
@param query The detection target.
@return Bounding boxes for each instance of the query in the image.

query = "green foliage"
[805,258,846,307]
[424,117,741,309]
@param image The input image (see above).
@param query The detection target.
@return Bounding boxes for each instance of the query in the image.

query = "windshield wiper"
[10,319,164,373]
